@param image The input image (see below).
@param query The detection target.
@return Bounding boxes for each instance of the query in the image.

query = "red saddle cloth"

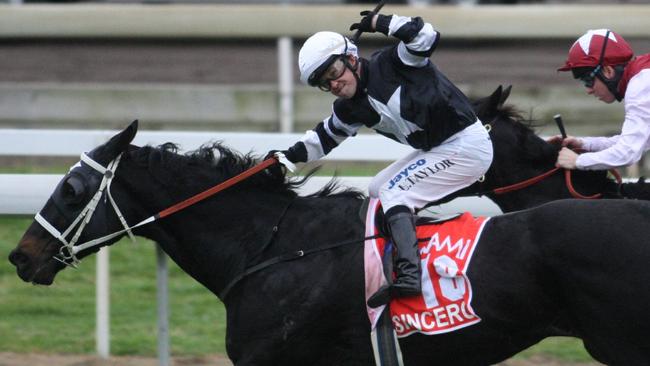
[363,198,490,338]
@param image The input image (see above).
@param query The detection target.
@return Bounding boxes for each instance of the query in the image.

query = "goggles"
[315,57,347,92]
[579,71,597,88]
[308,55,347,92]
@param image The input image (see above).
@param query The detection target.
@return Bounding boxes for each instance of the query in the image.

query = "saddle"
[361,197,489,338]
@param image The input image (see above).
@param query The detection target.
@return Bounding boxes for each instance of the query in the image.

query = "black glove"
[349,10,377,33]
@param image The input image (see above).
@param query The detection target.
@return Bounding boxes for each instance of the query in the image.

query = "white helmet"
[298,31,358,86]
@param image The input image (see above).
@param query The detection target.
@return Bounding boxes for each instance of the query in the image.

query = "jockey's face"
[584,66,617,104]
[327,56,358,99]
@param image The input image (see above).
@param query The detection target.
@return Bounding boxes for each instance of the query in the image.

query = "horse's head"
[472,86,559,182]
[470,86,619,211]
[8,121,138,285]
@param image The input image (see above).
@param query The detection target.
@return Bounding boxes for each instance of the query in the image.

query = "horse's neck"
[144,192,297,297]
[131,185,365,300]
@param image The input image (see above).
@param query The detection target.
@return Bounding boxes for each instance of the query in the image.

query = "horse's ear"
[490,85,503,106]
[113,120,138,150]
[478,85,503,118]
[499,85,512,107]
[100,120,138,160]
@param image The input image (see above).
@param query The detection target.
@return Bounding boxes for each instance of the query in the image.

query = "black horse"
[9,121,650,365]
[463,85,650,213]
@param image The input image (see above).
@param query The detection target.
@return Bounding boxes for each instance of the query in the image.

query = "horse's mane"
[496,104,536,133]
[131,142,365,199]
[493,104,560,164]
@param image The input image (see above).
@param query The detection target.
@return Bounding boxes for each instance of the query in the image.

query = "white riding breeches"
[368,120,493,213]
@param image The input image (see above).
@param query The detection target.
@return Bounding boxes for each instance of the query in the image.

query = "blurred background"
[1,0,650,174]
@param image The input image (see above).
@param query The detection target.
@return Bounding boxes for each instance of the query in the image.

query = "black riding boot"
[367,207,421,308]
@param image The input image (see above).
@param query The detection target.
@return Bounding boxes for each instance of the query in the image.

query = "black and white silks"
[287,14,477,163]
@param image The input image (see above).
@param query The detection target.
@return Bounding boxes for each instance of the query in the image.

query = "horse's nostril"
[8,250,28,267]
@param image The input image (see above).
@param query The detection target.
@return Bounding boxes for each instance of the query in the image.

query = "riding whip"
[554,114,568,139]
[350,0,387,44]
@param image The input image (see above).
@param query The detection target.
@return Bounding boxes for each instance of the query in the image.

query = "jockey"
[552,29,650,170]
[267,11,493,307]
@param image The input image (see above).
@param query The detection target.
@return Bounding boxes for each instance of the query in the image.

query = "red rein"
[492,167,622,199]
[153,156,622,222]
[155,157,278,220]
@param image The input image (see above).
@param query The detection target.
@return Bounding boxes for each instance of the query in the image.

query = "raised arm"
[351,12,439,67]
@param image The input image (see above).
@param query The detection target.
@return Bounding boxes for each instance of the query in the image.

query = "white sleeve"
[298,111,362,162]
[387,15,439,68]
[576,71,650,170]
[580,135,620,152]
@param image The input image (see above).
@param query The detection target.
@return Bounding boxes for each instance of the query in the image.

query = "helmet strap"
[343,56,364,96]
[591,30,625,102]
[595,64,626,102]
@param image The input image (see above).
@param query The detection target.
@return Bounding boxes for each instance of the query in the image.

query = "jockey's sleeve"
[375,14,440,68]
[576,71,650,170]
[291,108,364,163]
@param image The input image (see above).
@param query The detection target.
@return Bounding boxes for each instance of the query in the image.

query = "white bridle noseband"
[34,152,145,268]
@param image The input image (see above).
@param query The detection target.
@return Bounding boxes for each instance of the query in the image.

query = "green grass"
[1,217,225,356]
[518,337,595,362]
[1,217,594,361]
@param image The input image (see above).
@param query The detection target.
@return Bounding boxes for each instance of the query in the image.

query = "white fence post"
[96,247,110,358]
[277,36,294,133]
[156,244,171,366]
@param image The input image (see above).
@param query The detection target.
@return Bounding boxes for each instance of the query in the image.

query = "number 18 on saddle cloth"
[364,198,490,337]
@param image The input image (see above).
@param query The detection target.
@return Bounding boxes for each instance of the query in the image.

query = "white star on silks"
[577,29,617,55]
[368,86,424,145]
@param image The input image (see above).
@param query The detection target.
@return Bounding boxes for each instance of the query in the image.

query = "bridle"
[35,152,136,268]
[34,150,292,268]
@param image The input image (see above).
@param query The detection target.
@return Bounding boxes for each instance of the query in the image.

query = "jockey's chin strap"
[35,151,291,268]
[35,152,137,268]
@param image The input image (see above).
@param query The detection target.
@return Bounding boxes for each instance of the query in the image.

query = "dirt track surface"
[0,353,602,366]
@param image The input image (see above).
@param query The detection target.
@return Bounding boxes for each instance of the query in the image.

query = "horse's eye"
[61,176,87,205]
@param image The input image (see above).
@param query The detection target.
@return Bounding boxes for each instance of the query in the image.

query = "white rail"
[0,129,412,160]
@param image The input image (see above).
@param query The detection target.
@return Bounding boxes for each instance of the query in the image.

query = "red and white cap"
[558,29,634,71]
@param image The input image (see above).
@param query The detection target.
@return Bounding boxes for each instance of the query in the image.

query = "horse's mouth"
[29,262,58,285]
[11,236,66,285]
[13,256,62,286]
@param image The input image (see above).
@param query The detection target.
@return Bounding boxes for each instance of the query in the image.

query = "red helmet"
[558,29,633,71]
